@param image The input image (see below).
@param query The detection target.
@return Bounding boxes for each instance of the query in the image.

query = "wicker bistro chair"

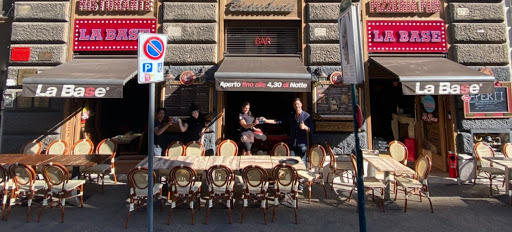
[5,163,47,222]
[389,141,408,165]
[503,143,512,158]
[71,139,94,155]
[205,165,235,224]
[125,167,164,229]
[216,139,238,157]
[37,162,86,223]
[0,166,10,220]
[271,164,299,224]
[394,155,434,213]
[45,139,68,155]
[184,141,205,157]
[348,154,386,212]
[241,165,269,224]
[167,165,202,225]
[270,142,290,156]
[297,145,327,204]
[81,139,118,192]
[21,140,43,155]
[325,143,354,191]
[165,141,185,157]
[473,142,506,196]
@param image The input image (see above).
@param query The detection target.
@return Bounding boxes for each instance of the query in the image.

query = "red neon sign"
[367,20,447,53]
[254,37,271,46]
[73,18,156,51]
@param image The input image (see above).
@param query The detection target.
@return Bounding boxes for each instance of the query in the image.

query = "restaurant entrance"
[224,91,296,152]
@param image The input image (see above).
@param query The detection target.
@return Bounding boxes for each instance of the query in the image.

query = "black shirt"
[154,119,165,147]
[185,117,205,143]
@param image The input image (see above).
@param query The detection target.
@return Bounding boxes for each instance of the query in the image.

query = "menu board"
[164,85,211,116]
[464,83,512,118]
[373,137,389,154]
[314,84,353,118]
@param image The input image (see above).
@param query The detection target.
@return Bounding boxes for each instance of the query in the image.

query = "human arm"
[239,115,259,129]
[299,115,314,133]
[177,118,188,132]
[155,120,173,136]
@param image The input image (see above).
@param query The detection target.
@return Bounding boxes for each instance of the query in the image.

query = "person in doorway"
[288,98,314,165]
[239,102,260,156]
[178,104,207,144]
[155,107,174,156]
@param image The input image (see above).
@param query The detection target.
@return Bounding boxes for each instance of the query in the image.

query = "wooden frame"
[45,139,69,155]
[388,140,408,165]
[312,83,353,120]
[71,138,95,155]
[270,142,290,156]
[185,141,205,156]
[165,141,185,157]
[463,82,512,119]
[216,139,238,156]
[21,140,43,155]
[503,143,512,158]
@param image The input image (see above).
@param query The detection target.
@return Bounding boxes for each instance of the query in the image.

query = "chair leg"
[419,190,423,202]
[427,196,434,213]
[403,187,408,213]
[205,200,210,225]
[381,188,385,212]
[167,206,173,225]
[241,201,245,224]
[2,193,7,220]
[26,195,32,223]
[80,185,84,208]
[37,194,48,222]
[348,185,355,202]
[371,189,375,203]
[308,181,312,204]
[294,205,298,224]
[489,175,493,196]
[322,181,327,197]
[473,171,478,186]
[272,198,278,222]
[263,199,268,225]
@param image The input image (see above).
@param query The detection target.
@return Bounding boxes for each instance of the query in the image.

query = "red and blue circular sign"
[143,37,165,60]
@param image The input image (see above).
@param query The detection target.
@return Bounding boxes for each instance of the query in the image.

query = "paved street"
[2,171,511,232]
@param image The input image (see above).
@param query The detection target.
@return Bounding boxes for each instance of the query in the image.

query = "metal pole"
[351,83,366,232]
[147,83,155,232]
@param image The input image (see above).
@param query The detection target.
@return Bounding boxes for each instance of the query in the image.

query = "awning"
[370,57,495,95]
[214,55,311,92]
[22,58,137,98]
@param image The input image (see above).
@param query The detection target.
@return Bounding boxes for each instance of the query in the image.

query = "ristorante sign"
[369,0,441,13]
[78,0,154,12]
[73,18,156,51]
[367,20,446,53]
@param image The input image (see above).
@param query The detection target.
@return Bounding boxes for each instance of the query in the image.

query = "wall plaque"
[313,84,352,119]
[73,18,156,51]
[224,0,300,20]
[17,69,38,86]
[315,121,354,132]
[366,20,447,53]
[38,51,53,61]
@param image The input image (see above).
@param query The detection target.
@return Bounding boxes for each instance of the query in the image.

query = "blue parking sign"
[143,63,153,72]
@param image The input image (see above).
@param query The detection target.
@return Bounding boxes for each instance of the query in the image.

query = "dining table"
[482,157,512,204]
[363,154,415,201]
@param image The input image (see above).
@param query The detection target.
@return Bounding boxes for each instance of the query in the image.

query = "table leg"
[506,167,511,205]
[384,171,391,201]
[72,166,80,179]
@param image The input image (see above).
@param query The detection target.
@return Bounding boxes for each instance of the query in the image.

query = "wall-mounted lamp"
[314,67,328,79]
[196,68,206,78]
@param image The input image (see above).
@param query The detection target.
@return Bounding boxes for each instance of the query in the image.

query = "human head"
[241,101,250,115]
[293,98,303,114]
[190,104,199,119]
[156,107,166,120]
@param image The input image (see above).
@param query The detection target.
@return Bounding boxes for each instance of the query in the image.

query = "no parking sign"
[138,33,167,84]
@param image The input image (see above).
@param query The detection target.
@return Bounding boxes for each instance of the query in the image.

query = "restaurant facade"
[1,0,510,173]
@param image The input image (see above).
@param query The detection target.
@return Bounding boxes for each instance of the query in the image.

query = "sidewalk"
[1,172,511,232]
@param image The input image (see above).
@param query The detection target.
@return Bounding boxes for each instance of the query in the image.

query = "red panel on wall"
[73,18,156,52]
[367,20,447,53]
[11,47,31,61]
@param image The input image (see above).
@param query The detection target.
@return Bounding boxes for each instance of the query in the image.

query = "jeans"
[290,143,308,167]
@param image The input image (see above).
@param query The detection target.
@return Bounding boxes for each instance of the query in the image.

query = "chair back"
[350,154,358,176]
[272,164,298,193]
[241,165,268,194]
[415,155,432,181]
[206,165,234,193]
[184,141,205,156]
[325,143,337,169]
[96,138,117,156]
[45,139,68,155]
[388,141,408,165]
[502,143,512,158]
[72,139,94,155]
[41,163,69,192]
[8,163,37,191]
[307,145,326,172]
[165,141,185,157]
[473,142,495,167]
[21,140,43,155]
[169,165,197,195]
[216,139,238,156]
[127,167,156,195]
[270,142,290,156]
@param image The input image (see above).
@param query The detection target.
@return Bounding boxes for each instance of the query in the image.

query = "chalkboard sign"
[164,85,212,116]
[313,84,353,118]
[373,137,389,154]
[464,82,512,119]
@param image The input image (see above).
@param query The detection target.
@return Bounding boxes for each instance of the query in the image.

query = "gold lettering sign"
[225,0,299,20]
[315,121,354,132]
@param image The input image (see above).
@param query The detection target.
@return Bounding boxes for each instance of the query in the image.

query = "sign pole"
[352,84,366,232]
[147,82,155,232]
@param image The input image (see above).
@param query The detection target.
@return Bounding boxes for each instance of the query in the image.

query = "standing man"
[288,98,314,164]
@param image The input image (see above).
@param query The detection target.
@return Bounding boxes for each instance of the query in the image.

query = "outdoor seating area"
[1,139,512,228]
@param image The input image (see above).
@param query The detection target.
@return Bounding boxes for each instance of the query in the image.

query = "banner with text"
[215,78,310,92]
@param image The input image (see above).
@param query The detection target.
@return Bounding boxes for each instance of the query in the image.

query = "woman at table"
[238,102,278,156]
[177,104,207,144]
[155,107,174,156]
